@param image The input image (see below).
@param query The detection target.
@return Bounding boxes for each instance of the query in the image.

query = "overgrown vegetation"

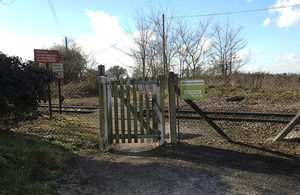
[0,52,55,120]
[50,39,89,84]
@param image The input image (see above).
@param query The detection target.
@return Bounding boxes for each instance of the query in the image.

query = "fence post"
[273,112,300,142]
[168,72,177,143]
[98,76,111,150]
[157,75,166,145]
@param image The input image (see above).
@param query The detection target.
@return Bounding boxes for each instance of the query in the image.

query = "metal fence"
[33,71,300,147]
[38,71,100,134]
[174,73,300,145]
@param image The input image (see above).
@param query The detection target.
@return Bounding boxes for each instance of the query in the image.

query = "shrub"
[0,52,55,119]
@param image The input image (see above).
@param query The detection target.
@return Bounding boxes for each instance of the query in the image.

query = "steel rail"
[38,104,98,110]
[139,109,297,124]
[167,110,296,118]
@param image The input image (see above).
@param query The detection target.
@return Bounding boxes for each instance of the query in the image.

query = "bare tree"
[116,3,180,78]
[209,18,249,77]
[115,7,154,78]
[177,18,213,78]
[148,4,181,76]
[118,4,250,79]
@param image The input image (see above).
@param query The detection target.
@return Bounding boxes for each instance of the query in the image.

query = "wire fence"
[38,72,100,134]
[33,72,300,147]
[174,73,300,145]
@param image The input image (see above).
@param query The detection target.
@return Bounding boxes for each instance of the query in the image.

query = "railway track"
[142,110,297,124]
[39,104,298,124]
[38,104,98,114]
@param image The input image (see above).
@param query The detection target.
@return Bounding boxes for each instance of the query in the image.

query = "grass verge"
[12,113,100,153]
[0,128,75,195]
[1,112,101,194]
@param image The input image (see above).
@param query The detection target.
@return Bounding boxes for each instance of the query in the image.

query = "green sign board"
[180,79,205,100]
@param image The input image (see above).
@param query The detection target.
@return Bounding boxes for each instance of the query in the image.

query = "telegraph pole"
[65,37,68,51]
[57,36,68,114]
[162,14,166,77]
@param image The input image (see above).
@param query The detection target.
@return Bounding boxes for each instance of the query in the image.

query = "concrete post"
[98,76,111,150]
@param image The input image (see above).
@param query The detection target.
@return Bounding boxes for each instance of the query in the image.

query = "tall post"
[98,64,105,76]
[168,72,177,143]
[157,75,166,145]
[58,78,62,114]
[65,37,68,51]
[162,14,166,77]
[99,76,111,150]
[46,63,52,118]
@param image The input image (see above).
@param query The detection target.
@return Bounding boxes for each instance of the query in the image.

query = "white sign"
[184,90,202,94]
[52,63,64,78]
[181,80,204,85]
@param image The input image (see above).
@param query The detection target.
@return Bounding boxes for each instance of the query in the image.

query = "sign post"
[52,63,64,114]
[34,50,59,117]
[180,79,205,100]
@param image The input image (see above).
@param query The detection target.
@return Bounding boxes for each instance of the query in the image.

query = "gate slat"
[126,77,132,143]
[152,76,158,136]
[120,78,126,143]
[145,77,151,135]
[121,96,153,133]
[107,77,113,144]
[113,78,119,143]
[158,75,166,145]
[132,77,138,143]
[138,77,144,143]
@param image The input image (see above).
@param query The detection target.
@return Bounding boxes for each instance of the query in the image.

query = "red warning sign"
[34,49,59,63]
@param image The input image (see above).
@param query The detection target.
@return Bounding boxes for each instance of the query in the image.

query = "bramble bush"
[0,52,55,120]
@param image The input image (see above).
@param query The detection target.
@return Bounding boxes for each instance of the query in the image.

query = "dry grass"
[11,112,100,153]
[201,72,300,91]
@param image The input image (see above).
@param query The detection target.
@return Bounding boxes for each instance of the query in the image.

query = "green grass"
[0,128,76,195]
[0,112,100,194]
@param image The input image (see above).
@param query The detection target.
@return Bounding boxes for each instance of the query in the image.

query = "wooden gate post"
[168,72,177,143]
[99,76,111,150]
[157,75,166,145]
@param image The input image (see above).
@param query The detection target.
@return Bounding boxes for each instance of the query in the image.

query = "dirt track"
[66,141,300,195]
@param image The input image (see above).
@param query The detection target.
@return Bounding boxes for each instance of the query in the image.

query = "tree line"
[47,5,250,81]
[118,5,250,79]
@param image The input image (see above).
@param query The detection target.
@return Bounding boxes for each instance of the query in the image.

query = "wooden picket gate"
[98,75,166,150]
